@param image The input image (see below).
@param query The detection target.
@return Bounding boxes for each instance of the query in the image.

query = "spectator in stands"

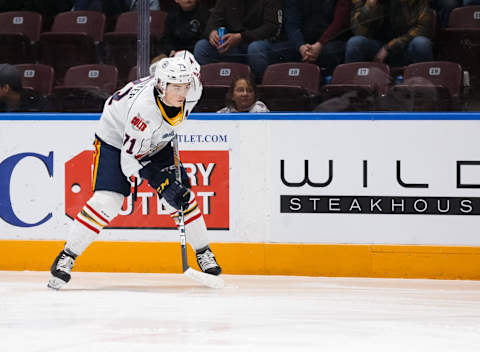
[72,0,102,11]
[128,0,160,10]
[72,0,160,32]
[345,0,434,66]
[158,0,210,57]
[278,0,351,76]
[193,0,283,81]
[74,0,160,12]
[432,0,462,28]
[217,76,269,113]
[0,64,22,112]
[0,64,47,112]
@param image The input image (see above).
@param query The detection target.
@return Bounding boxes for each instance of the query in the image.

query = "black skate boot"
[47,249,77,290]
[196,246,221,276]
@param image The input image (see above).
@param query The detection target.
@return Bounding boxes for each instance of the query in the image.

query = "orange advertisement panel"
[65,150,229,229]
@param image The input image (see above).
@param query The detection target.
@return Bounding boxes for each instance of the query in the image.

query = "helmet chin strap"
[155,84,168,104]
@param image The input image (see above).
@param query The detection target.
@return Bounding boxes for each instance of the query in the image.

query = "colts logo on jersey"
[131,115,148,132]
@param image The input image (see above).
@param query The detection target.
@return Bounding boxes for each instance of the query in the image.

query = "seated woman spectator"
[158,0,210,57]
[217,76,270,113]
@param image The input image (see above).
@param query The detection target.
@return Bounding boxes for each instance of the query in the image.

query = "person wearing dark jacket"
[345,0,434,66]
[193,0,282,80]
[158,0,210,56]
[279,0,351,75]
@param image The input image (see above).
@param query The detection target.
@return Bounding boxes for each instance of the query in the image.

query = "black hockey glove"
[139,165,176,194]
[139,164,191,210]
[162,180,191,210]
[141,145,191,188]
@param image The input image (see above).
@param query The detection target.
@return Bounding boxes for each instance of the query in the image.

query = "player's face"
[164,83,191,107]
[175,0,197,11]
[232,79,255,112]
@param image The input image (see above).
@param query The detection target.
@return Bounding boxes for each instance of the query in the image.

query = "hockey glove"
[139,164,191,210]
[139,165,176,195]
[162,180,191,210]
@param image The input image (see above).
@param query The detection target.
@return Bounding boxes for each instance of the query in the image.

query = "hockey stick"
[172,135,224,289]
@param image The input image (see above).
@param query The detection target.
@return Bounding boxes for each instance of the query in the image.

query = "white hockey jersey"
[95,71,202,179]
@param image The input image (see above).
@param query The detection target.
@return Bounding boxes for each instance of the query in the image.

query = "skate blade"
[47,277,67,290]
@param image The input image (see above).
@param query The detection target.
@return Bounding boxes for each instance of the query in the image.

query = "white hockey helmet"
[154,56,194,98]
[149,60,160,76]
[174,50,201,75]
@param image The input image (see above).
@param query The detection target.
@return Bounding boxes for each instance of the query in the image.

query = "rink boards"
[1,112,480,279]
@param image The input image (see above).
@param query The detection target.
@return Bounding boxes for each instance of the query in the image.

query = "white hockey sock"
[65,191,123,256]
[169,192,210,251]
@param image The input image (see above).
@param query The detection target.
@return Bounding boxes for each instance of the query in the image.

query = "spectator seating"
[438,6,480,87]
[258,62,322,111]
[39,11,106,84]
[386,61,463,111]
[261,62,322,95]
[0,11,42,64]
[53,64,118,112]
[15,64,55,96]
[127,65,153,83]
[201,62,252,86]
[320,62,391,111]
[448,5,480,28]
[128,66,138,83]
[195,62,252,112]
[104,10,167,84]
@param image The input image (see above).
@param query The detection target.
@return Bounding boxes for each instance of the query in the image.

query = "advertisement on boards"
[0,119,235,242]
[272,120,480,245]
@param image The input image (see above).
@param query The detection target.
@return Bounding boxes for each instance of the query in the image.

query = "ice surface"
[1,271,480,352]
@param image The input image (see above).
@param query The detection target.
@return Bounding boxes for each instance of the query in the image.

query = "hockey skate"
[196,246,221,276]
[47,249,77,290]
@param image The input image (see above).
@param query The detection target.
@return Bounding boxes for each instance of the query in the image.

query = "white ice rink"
[1,271,480,352]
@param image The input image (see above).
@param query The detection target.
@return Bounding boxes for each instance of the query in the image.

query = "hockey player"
[48,51,221,290]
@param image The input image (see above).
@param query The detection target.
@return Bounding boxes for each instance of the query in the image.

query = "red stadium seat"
[438,6,480,87]
[448,5,480,28]
[53,64,118,112]
[15,64,54,95]
[194,86,230,112]
[257,62,321,111]
[194,63,252,112]
[201,62,252,86]
[320,62,391,111]
[127,65,152,84]
[128,66,138,83]
[386,61,463,111]
[0,11,42,64]
[39,11,106,84]
[62,64,118,93]
[257,85,312,111]
[261,62,322,95]
[104,11,167,84]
